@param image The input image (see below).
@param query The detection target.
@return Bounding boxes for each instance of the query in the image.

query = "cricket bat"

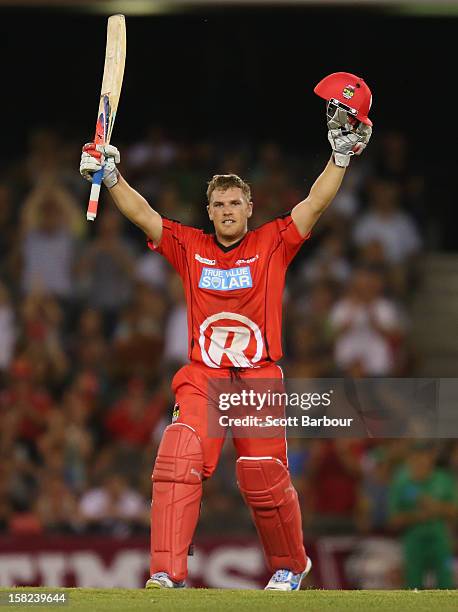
[86,14,126,221]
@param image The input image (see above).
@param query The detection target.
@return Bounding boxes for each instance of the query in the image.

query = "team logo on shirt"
[199,312,263,368]
[199,267,253,291]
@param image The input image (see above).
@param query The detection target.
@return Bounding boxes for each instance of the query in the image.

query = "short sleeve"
[256,214,311,267]
[277,214,311,265]
[147,217,201,277]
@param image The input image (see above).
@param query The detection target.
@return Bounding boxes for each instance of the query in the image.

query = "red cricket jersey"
[148,214,310,369]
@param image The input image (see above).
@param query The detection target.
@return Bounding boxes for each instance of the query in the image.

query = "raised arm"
[291,157,345,237]
[109,175,162,245]
[291,105,372,238]
[80,143,163,245]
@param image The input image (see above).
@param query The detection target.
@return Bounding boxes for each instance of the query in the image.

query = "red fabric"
[147,215,310,368]
[169,361,288,479]
[237,457,307,573]
[151,423,203,581]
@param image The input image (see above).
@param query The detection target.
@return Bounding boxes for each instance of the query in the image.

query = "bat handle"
[86,167,104,221]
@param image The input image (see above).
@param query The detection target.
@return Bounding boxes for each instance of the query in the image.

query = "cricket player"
[80,76,372,591]
[389,442,457,589]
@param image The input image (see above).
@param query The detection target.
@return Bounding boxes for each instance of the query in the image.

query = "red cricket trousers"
[170,361,287,478]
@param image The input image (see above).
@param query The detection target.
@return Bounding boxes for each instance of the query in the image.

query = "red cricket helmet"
[314,72,373,126]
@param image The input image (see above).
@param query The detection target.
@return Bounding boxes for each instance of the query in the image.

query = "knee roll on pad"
[236,456,307,574]
[153,422,203,484]
[151,423,203,582]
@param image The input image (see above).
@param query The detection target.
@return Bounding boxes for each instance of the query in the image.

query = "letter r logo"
[208,326,251,368]
[199,312,263,368]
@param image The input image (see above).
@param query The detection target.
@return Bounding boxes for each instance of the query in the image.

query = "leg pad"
[236,456,307,574]
[150,423,203,582]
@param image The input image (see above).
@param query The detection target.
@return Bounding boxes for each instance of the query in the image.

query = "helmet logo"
[342,85,355,100]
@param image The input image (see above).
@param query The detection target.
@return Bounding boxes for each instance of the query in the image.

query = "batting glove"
[80,143,120,189]
[327,106,372,168]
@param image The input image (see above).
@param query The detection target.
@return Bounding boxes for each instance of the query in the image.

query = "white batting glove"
[80,143,120,189]
[327,106,372,168]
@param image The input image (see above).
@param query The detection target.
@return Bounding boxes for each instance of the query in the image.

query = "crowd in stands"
[0,127,456,570]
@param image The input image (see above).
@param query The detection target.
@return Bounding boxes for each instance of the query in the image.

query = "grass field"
[0,587,457,611]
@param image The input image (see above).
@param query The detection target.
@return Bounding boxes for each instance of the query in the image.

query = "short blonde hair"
[206,174,251,204]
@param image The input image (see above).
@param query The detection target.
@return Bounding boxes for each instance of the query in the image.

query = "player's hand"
[80,143,120,189]
[327,105,372,168]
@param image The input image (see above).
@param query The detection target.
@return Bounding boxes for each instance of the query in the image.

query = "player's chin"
[218,222,240,237]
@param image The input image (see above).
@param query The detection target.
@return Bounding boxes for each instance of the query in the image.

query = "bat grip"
[86,166,104,221]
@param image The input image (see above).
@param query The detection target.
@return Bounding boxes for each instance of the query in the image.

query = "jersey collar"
[213,233,248,253]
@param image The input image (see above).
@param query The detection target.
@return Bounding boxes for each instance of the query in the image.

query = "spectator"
[372,131,426,223]
[78,474,149,535]
[356,445,392,533]
[330,266,405,376]
[356,240,410,299]
[104,376,166,449]
[69,308,109,378]
[0,358,53,450]
[353,178,421,265]
[303,439,364,535]
[76,208,136,333]
[37,393,93,493]
[17,291,69,387]
[18,182,78,299]
[0,450,37,518]
[290,280,337,346]
[35,475,80,533]
[67,308,112,392]
[112,283,166,381]
[135,250,168,291]
[389,441,457,589]
[298,232,351,286]
[328,165,365,219]
[67,371,103,422]
[286,322,333,378]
